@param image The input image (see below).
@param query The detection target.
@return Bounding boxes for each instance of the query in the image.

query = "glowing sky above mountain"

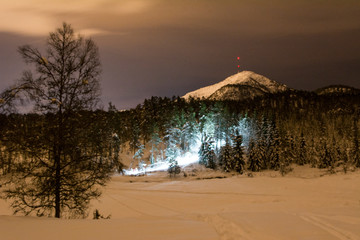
[1,0,360,109]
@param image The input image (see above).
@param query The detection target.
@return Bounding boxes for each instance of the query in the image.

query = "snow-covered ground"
[1,165,360,240]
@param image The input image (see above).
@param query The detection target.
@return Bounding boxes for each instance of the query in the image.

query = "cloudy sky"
[0,0,360,109]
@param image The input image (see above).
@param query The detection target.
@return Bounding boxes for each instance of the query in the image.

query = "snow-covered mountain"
[183,71,288,101]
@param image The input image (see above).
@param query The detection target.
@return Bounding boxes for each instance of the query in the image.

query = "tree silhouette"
[1,23,114,218]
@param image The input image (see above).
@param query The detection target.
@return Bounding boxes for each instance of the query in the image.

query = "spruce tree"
[198,136,216,169]
[298,132,307,165]
[232,134,245,173]
[149,125,162,164]
[352,117,360,168]
[219,142,233,172]
[267,118,281,170]
[248,139,262,172]
[207,149,217,170]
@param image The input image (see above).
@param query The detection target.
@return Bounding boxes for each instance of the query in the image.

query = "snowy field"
[1,165,360,240]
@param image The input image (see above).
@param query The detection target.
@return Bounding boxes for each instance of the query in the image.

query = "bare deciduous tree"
[0,23,114,218]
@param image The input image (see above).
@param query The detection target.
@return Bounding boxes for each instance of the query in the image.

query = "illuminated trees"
[247,139,262,172]
[216,134,245,173]
[218,142,233,172]
[0,23,114,218]
[149,125,162,164]
[129,108,141,155]
[198,136,216,169]
[232,134,245,173]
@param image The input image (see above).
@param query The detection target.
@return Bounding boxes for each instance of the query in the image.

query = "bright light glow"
[176,152,198,166]
[124,136,201,176]
[123,116,251,176]
[176,138,201,167]
[123,160,170,176]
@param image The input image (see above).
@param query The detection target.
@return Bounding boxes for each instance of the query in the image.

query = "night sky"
[0,0,360,109]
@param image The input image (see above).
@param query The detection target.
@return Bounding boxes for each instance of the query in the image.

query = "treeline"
[2,90,360,176]
[0,111,123,175]
[112,90,360,174]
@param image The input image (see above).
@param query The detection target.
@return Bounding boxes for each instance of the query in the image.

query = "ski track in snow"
[105,191,184,217]
[104,173,360,239]
[107,187,280,197]
[300,214,360,240]
[106,187,251,240]
[103,175,360,240]
[104,192,155,217]
[199,214,251,240]
[2,169,360,240]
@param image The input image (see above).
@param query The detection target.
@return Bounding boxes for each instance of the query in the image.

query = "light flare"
[123,117,251,176]
[124,137,201,176]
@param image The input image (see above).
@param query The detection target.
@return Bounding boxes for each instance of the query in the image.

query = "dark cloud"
[1,0,360,109]
[0,33,42,90]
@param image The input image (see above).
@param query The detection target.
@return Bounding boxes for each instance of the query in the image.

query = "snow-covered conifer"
[232,134,245,173]
[247,139,262,172]
[219,142,233,172]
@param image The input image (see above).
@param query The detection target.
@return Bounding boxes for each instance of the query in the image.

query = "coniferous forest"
[115,91,360,175]
[2,90,360,180]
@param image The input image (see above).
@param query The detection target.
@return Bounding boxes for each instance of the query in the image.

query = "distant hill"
[314,85,360,95]
[183,71,288,101]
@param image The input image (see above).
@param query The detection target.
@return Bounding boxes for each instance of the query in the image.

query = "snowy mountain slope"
[183,71,288,100]
[208,84,266,101]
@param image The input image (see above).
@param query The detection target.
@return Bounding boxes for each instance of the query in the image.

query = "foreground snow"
[1,166,360,240]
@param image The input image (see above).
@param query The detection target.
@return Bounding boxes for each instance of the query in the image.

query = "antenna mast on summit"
[237,56,240,73]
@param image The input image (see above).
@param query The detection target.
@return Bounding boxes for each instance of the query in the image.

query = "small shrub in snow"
[168,160,181,178]
[93,209,111,220]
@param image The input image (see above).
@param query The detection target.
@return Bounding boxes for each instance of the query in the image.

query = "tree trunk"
[55,151,61,218]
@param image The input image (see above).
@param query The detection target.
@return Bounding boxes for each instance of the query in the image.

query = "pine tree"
[247,139,262,172]
[267,118,281,170]
[298,132,307,165]
[198,140,208,166]
[149,124,162,164]
[207,149,217,170]
[319,142,332,168]
[110,133,124,173]
[219,142,233,172]
[232,134,245,174]
[133,144,145,162]
[352,117,360,168]
[198,136,216,169]
[129,114,141,155]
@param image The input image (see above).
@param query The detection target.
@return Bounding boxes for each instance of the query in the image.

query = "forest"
[2,89,360,179]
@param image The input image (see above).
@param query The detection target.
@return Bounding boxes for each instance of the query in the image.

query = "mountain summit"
[183,71,288,101]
